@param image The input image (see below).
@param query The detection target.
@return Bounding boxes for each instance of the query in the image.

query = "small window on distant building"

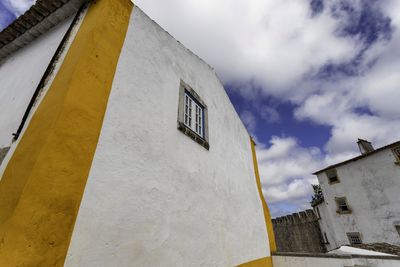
[177,80,209,149]
[395,225,400,237]
[347,232,362,245]
[323,232,329,244]
[335,197,351,214]
[326,168,339,184]
[392,146,400,164]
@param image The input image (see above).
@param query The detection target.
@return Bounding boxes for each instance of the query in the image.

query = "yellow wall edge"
[0,0,132,265]
[250,137,277,254]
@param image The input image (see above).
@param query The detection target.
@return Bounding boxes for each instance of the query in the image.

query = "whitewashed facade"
[64,7,270,266]
[0,1,274,266]
[313,140,400,251]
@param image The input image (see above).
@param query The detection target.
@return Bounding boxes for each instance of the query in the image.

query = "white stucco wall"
[315,201,340,250]
[273,255,400,267]
[317,148,400,249]
[65,7,269,267]
[0,17,74,148]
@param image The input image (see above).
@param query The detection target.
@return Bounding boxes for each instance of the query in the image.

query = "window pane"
[188,98,192,127]
[326,169,339,183]
[183,92,205,138]
[336,197,350,212]
[184,95,189,125]
[199,108,202,135]
[195,105,199,133]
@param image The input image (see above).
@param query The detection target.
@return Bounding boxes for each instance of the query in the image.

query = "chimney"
[357,139,374,154]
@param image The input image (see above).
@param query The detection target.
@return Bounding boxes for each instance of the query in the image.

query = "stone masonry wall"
[272,209,326,253]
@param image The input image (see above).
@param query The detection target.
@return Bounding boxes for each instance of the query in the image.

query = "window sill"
[178,122,209,150]
[336,210,352,214]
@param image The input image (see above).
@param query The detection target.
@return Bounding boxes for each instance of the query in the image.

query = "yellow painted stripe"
[237,256,273,267]
[0,0,132,266]
[250,138,277,254]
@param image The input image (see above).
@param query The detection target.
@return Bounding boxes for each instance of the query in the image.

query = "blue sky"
[2,0,400,217]
[0,0,35,30]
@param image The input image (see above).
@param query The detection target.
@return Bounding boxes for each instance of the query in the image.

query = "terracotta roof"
[313,141,400,175]
[0,0,88,61]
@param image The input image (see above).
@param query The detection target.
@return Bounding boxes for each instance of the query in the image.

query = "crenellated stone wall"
[272,209,326,253]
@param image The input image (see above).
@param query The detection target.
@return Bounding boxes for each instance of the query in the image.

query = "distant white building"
[312,139,400,251]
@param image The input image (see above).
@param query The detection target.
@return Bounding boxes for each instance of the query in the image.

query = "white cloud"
[257,105,280,123]
[292,1,400,156]
[135,0,360,97]
[255,136,322,212]
[2,0,35,17]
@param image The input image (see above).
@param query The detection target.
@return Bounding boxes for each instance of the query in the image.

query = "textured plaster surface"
[65,7,269,267]
[0,18,73,148]
[0,0,132,265]
[315,201,337,250]
[317,148,400,250]
[0,13,85,180]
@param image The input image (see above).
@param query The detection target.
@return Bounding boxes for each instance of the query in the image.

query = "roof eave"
[0,0,89,62]
[313,141,400,175]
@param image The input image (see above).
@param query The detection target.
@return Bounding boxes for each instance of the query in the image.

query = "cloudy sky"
[0,0,35,29]
[1,0,399,217]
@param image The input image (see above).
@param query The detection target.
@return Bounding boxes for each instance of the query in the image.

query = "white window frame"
[184,92,204,138]
[177,80,209,149]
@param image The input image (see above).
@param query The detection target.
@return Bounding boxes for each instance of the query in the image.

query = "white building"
[2,1,400,266]
[313,139,400,251]
[0,0,276,266]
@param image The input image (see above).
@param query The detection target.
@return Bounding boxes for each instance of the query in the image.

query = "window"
[326,168,339,184]
[177,80,209,149]
[335,197,351,214]
[323,232,329,244]
[184,92,203,137]
[396,225,400,237]
[347,232,362,245]
[392,146,400,164]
